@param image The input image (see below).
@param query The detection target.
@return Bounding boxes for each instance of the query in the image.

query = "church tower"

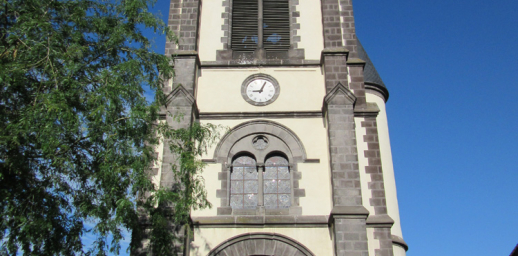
[151,0,408,255]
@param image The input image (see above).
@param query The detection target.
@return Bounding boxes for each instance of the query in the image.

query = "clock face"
[246,79,276,103]
[241,74,280,106]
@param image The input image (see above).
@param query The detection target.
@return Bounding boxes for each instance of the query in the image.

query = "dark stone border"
[208,232,315,256]
[361,117,389,216]
[199,111,322,120]
[374,228,394,256]
[213,120,307,162]
[240,73,281,106]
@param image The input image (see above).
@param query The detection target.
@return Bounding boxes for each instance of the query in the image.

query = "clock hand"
[259,82,267,93]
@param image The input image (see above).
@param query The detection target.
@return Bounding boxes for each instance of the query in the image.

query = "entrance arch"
[208,233,315,256]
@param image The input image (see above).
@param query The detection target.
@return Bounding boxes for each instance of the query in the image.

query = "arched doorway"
[208,233,314,256]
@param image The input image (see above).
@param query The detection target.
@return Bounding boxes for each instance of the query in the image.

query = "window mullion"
[258,165,264,206]
[257,0,263,50]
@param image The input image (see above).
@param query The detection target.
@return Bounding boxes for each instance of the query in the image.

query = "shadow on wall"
[190,228,213,256]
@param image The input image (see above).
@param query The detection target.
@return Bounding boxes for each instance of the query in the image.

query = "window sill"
[217,206,302,216]
[192,215,328,227]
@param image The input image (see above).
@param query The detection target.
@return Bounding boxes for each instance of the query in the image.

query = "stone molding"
[166,84,196,106]
[192,214,398,228]
[200,59,320,67]
[208,232,315,256]
[365,82,390,102]
[346,58,366,66]
[199,111,322,120]
[365,214,394,228]
[192,215,328,226]
[171,50,201,65]
[162,85,200,119]
[391,235,409,251]
[330,206,369,215]
[320,47,349,63]
[354,102,379,118]
[323,82,357,111]
[212,120,308,162]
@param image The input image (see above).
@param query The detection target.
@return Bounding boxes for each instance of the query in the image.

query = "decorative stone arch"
[208,233,315,256]
[214,120,307,216]
[213,120,307,163]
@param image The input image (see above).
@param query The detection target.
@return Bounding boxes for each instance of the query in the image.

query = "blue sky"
[353,0,518,255]
[138,0,518,255]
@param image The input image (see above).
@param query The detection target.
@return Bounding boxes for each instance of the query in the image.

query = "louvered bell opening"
[231,0,259,52]
[263,0,290,52]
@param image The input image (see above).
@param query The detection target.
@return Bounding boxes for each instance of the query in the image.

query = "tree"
[0,0,217,255]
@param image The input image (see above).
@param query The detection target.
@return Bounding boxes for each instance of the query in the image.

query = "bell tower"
[150,0,408,255]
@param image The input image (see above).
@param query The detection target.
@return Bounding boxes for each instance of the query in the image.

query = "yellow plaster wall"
[190,227,333,256]
[198,0,225,61]
[197,67,325,113]
[297,1,324,60]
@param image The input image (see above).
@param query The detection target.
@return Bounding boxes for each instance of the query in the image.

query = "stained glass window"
[230,156,258,209]
[264,156,291,209]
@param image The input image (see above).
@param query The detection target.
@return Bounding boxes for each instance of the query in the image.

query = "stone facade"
[137,0,408,255]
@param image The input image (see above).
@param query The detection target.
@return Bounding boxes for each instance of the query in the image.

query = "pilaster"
[324,83,369,256]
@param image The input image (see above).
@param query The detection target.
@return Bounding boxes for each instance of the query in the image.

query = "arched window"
[264,155,291,209]
[230,154,291,210]
[230,155,258,209]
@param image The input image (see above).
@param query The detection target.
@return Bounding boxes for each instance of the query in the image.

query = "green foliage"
[0,0,219,255]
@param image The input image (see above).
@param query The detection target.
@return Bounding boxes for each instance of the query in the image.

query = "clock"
[241,74,280,106]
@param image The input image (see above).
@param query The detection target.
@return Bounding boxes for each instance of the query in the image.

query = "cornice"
[365,82,390,102]
[391,235,409,251]
[199,111,322,120]
[354,102,380,118]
